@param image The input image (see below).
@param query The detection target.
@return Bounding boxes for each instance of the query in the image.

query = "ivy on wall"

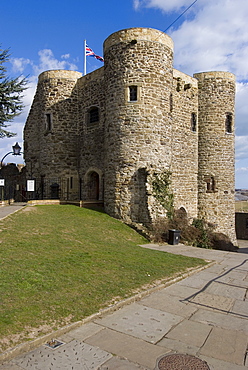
[151,170,174,219]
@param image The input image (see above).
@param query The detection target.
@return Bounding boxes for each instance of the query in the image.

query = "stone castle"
[24,27,237,244]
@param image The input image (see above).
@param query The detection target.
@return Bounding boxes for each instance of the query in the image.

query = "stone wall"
[171,69,198,221]
[77,68,105,201]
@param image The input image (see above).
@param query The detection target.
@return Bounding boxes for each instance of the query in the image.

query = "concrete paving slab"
[99,356,150,369]
[199,327,248,365]
[226,278,248,289]
[165,319,213,348]
[202,264,225,274]
[217,260,248,271]
[157,337,200,357]
[177,276,210,289]
[59,322,103,342]
[199,355,248,370]
[205,281,246,300]
[219,269,248,283]
[189,270,224,282]
[211,271,247,285]
[11,339,112,370]
[190,308,248,333]
[85,327,169,369]
[94,303,183,343]
[0,364,22,370]
[138,290,197,318]
[162,283,200,299]
[230,300,248,318]
[189,291,235,312]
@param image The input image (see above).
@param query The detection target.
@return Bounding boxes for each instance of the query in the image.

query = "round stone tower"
[103,28,174,224]
[25,70,82,179]
[194,71,237,244]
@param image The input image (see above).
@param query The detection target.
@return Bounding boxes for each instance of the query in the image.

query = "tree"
[0,46,27,138]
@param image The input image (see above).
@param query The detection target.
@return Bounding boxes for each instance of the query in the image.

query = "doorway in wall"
[87,171,100,200]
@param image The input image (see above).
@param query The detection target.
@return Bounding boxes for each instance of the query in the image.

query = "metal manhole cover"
[155,354,210,370]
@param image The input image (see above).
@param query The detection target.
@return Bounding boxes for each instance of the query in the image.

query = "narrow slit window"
[129,86,138,102]
[169,93,173,113]
[225,112,233,133]
[191,112,197,132]
[45,113,52,131]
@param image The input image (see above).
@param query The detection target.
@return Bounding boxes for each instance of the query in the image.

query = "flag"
[86,44,104,62]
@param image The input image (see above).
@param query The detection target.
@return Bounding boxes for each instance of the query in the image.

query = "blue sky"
[1,0,248,188]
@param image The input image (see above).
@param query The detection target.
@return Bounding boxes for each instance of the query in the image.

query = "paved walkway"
[0,203,27,220]
[0,207,247,369]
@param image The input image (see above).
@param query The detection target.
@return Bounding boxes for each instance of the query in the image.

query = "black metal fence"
[28,177,79,201]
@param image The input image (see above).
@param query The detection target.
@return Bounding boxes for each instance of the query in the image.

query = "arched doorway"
[87,171,100,200]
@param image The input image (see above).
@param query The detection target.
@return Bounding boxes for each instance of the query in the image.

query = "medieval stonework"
[24,27,237,244]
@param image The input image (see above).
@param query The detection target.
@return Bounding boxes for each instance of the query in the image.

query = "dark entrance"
[50,183,60,199]
[87,172,99,200]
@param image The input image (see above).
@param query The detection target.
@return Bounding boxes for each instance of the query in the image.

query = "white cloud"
[134,0,194,12]
[235,162,248,189]
[236,82,248,136]
[135,0,248,81]
[236,167,248,173]
[10,49,78,77]
[235,136,248,160]
[10,57,32,74]
[133,0,140,10]
[61,53,70,59]
[33,49,78,75]
[170,0,248,80]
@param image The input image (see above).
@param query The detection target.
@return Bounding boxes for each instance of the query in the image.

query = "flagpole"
[84,39,87,76]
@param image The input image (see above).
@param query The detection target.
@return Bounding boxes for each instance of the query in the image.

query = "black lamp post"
[0,142,23,168]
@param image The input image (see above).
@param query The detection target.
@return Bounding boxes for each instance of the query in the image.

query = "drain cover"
[155,354,210,370]
[45,339,64,349]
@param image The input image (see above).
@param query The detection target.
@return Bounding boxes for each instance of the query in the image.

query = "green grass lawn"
[0,205,206,351]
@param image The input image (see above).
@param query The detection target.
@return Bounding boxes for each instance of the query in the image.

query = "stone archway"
[87,171,100,200]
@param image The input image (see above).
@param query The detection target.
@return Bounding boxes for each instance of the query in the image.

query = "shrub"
[191,218,214,249]
[210,232,238,252]
[150,212,213,249]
